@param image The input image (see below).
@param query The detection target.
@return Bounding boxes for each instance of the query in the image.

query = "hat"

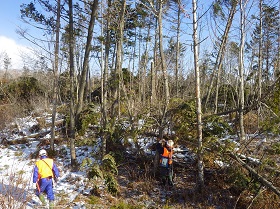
[166,140,174,148]
[39,149,47,157]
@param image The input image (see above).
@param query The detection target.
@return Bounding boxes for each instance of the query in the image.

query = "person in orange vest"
[33,149,59,209]
[158,139,174,186]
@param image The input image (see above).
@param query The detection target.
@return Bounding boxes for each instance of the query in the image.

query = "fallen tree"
[228,151,280,197]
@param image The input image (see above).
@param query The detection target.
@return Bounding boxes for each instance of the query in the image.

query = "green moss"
[110,200,144,209]
[87,195,101,205]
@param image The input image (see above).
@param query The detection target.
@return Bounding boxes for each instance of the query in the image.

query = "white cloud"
[0,36,32,70]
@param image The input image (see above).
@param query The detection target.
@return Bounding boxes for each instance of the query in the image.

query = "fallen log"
[1,130,51,145]
[238,154,280,176]
[228,151,280,197]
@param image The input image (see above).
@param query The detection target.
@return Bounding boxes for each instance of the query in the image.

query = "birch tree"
[158,0,170,104]
[257,0,263,129]
[192,0,204,190]
[238,0,246,142]
[50,0,61,151]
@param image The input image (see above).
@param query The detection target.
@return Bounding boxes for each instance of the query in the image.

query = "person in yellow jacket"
[157,140,174,186]
[33,149,59,209]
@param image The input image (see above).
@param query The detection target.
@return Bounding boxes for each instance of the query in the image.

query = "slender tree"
[158,0,170,103]
[68,0,77,166]
[50,0,61,151]
[257,0,263,129]
[204,0,237,113]
[116,0,126,118]
[76,0,99,122]
[100,0,107,157]
[192,0,204,190]
[175,2,181,97]
[238,0,246,142]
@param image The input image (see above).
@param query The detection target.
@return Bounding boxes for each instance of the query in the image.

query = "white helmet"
[39,149,47,157]
[167,140,174,148]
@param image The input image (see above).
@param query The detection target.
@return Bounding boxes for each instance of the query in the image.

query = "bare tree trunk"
[76,0,99,120]
[151,61,156,106]
[140,23,150,104]
[214,4,237,114]
[257,0,263,129]
[192,0,204,191]
[68,0,77,167]
[175,1,181,97]
[158,0,170,104]
[50,0,60,151]
[204,2,237,113]
[151,16,158,107]
[229,152,280,197]
[115,0,126,119]
[101,0,107,158]
[239,0,246,142]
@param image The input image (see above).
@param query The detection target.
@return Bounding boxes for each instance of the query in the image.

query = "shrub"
[76,104,100,136]
[225,166,251,195]
[84,154,119,196]
[7,76,46,104]
[203,115,233,138]
[168,100,197,142]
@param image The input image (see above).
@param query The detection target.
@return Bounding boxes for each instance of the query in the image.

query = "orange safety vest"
[160,147,173,167]
[36,158,54,179]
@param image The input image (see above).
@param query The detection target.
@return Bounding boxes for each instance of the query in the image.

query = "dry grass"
[113,153,280,209]
[0,167,32,209]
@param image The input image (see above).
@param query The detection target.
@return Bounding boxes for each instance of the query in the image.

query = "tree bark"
[204,2,237,113]
[115,0,126,118]
[228,152,280,197]
[158,0,170,104]
[175,1,181,98]
[238,0,246,142]
[214,3,237,114]
[257,0,263,129]
[68,0,77,167]
[50,0,60,151]
[151,14,158,107]
[192,0,204,190]
[76,0,99,121]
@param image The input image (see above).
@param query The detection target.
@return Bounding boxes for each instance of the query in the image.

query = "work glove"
[55,176,58,183]
[53,177,59,188]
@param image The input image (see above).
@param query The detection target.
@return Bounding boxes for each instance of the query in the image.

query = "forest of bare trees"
[0,0,280,207]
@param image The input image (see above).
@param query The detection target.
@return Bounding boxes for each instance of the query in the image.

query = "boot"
[39,194,47,206]
[49,200,55,209]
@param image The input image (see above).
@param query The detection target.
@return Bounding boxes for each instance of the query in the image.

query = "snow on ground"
[0,114,196,208]
[0,114,98,208]
[0,140,196,208]
[0,140,97,208]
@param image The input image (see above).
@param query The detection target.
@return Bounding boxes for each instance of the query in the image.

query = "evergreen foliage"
[76,104,100,136]
[6,76,46,106]
[85,153,119,196]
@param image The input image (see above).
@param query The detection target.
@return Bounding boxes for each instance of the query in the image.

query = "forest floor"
[1,113,280,209]
[77,149,241,209]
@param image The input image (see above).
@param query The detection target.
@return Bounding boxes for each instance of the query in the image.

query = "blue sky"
[0,1,34,69]
[0,1,32,44]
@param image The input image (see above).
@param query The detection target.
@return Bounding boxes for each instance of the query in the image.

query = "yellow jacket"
[35,158,54,179]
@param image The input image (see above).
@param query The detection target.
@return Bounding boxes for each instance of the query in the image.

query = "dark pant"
[36,177,54,200]
[160,166,173,186]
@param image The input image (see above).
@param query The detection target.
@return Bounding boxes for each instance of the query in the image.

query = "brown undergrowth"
[112,154,280,209]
